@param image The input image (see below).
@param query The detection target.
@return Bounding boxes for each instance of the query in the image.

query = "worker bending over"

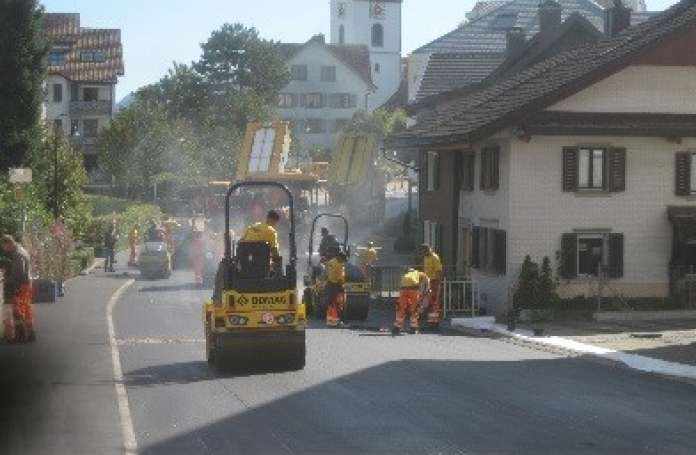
[359,241,379,276]
[421,244,443,328]
[393,268,429,335]
[325,249,347,328]
[241,210,281,258]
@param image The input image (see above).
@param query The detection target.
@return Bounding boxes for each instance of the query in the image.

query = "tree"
[538,256,560,309]
[513,256,540,310]
[0,0,49,171]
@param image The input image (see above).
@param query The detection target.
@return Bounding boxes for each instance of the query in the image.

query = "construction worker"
[241,210,281,260]
[128,227,139,267]
[420,244,444,328]
[325,249,347,327]
[319,227,340,262]
[393,267,429,335]
[190,228,205,287]
[359,241,379,275]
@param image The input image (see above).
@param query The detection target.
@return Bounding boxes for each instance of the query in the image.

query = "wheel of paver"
[302,288,314,317]
[205,327,217,366]
[286,343,306,370]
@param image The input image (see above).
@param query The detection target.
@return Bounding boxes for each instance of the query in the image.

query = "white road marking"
[107,279,138,454]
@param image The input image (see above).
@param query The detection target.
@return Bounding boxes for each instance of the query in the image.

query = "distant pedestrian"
[104,218,119,272]
[1,235,35,343]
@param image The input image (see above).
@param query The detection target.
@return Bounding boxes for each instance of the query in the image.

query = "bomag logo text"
[251,296,287,305]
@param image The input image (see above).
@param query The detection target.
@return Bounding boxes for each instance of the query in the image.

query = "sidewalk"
[451,316,696,382]
[0,261,130,454]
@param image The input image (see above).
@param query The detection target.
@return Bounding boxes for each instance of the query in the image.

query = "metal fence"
[442,278,479,319]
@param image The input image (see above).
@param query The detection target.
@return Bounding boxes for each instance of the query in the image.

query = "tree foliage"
[0,0,48,171]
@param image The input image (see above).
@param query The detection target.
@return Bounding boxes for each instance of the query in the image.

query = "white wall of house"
[549,65,696,114]
[45,75,70,132]
[278,42,372,151]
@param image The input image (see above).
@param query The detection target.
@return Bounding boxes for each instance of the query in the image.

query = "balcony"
[69,100,112,117]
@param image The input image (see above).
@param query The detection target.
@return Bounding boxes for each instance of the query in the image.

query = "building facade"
[277,36,375,154]
[390,0,696,312]
[330,0,402,110]
[43,13,124,184]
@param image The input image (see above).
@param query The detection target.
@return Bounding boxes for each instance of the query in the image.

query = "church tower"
[330,0,403,111]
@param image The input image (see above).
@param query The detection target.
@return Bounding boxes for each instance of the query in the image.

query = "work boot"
[391,326,401,336]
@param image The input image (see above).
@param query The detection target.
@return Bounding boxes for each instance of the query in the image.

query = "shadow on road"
[139,358,696,455]
[138,283,206,293]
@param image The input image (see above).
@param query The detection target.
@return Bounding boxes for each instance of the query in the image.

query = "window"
[461,152,475,191]
[80,50,106,63]
[426,151,440,191]
[249,128,276,173]
[374,63,381,73]
[291,65,308,81]
[48,51,66,66]
[53,119,63,134]
[70,119,80,136]
[471,226,506,275]
[303,93,324,109]
[563,146,625,193]
[560,233,624,279]
[53,84,63,103]
[675,152,696,195]
[321,66,337,82]
[371,24,384,47]
[334,119,349,133]
[480,146,500,191]
[278,93,296,108]
[339,25,345,44]
[83,119,99,138]
[329,93,357,108]
[71,83,79,102]
[83,87,99,102]
[304,119,325,134]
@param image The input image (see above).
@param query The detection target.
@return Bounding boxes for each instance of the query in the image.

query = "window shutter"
[480,150,488,190]
[608,233,624,279]
[494,229,507,275]
[675,152,691,196]
[562,147,578,192]
[561,233,578,279]
[491,147,500,191]
[299,94,307,107]
[435,223,442,257]
[420,151,428,191]
[471,226,480,269]
[609,148,626,192]
[433,153,440,191]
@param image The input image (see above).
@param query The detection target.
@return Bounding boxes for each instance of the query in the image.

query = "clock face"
[371,1,386,18]
[337,2,346,17]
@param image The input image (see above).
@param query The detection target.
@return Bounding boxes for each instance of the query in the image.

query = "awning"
[329,134,376,186]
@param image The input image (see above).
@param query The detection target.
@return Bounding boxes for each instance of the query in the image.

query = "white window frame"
[577,147,606,190]
[249,128,276,173]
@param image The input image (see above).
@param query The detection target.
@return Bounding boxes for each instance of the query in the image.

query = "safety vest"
[242,222,279,252]
[401,269,427,288]
[424,253,443,280]
[326,258,346,285]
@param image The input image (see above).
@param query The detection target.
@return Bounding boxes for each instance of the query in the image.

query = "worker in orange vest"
[325,249,347,328]
[392,268,429,335]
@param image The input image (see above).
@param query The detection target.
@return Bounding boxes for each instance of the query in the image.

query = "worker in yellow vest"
[359,241,379,275]
[393,268,429,335]
[325,249,347,327]
[420,244,444,328]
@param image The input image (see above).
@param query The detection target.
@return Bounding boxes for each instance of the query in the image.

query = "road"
[112,268,696,455]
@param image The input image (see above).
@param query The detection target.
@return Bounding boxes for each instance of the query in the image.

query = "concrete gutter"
[594,310,696,322]
[451,316,696,381]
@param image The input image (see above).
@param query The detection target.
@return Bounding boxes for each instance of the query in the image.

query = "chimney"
[506,27,527,58]
[538,0,562,38]
[311,33,326,44]
[605,0,632,37]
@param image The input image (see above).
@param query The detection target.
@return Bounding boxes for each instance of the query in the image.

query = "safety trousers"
[395,289,420,330]
[426,279,442,325]
[3,283,35,343]
[326,284,346,327]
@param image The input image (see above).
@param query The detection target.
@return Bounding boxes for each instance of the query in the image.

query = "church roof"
[416,52,505,100]
[412,0,654,56]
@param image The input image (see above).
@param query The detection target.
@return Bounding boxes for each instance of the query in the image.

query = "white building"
[43,13,124,184]
[389,1,696,312]
[277,35,375,153]
[330,0,402,110]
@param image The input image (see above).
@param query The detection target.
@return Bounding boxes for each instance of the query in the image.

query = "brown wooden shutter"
[608,233,624,278]
[433,153,440,191]
[463,153,475,191]
[609,148,626,192]
[471,226,480,269]
[562,147,578,192]
[479,150,486,190]
[494,229,507,275]
[561,233,578,278]
[491,147,500,191]
[676,152,691,196]
[420,150,428,191]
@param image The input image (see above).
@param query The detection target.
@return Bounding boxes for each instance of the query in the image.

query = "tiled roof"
[417,52,505,100]
[389,0,696,148]
[44,13,124,83]
[524,112,696,136]
[277,40,374,88]
[413,0,653,55]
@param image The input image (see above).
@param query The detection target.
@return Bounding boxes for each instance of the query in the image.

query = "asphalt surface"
[113,267,696,455]
[4,261,696,454]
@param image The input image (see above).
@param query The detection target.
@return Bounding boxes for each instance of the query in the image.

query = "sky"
[41,0,679,102]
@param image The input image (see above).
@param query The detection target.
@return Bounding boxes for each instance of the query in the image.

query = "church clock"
[370,1,386,19]
[337,2,346,17]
